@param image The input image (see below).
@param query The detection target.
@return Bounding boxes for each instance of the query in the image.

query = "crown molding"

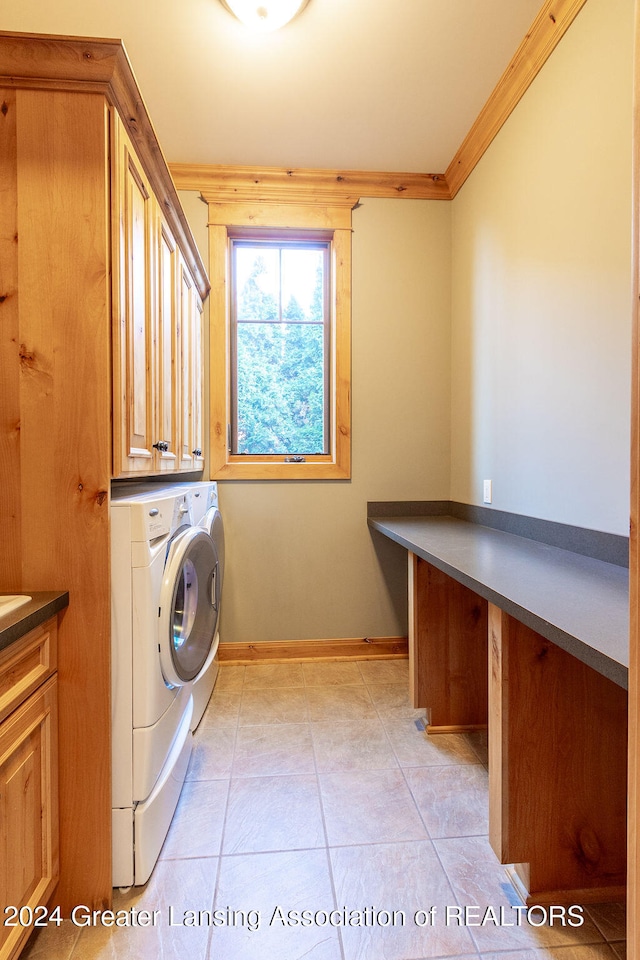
[445,0,589,198]
[169,162,451,203]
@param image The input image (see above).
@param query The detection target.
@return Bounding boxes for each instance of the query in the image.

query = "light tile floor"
[22,659,626,960]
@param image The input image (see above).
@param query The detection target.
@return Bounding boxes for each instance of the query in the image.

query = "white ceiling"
[3,0,544,173]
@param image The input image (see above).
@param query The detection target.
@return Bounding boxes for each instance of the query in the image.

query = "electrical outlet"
[483,479,492,504]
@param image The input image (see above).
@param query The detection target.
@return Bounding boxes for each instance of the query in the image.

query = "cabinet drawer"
[0,619,57,725]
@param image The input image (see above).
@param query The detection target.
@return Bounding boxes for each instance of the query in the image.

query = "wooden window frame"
[208,201,352,480]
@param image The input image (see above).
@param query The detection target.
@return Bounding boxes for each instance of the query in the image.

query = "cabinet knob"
[192,448,202,457]
[153,440,169,452]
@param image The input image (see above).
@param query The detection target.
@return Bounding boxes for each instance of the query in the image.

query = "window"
[231,236,330,457]
[208,202,352,479]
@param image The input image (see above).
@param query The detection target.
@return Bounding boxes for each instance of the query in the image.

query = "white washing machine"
[189,481,225,729]
[110,483,222,886]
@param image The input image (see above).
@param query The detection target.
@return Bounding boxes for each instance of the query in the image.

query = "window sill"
[210,458,351,481]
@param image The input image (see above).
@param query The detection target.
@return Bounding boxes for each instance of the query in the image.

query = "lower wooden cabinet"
[0,624,59,960]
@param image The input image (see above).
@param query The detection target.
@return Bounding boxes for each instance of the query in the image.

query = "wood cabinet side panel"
[414,557,449,718]
[410,558,487,729]
[498,613,627,896]
[628,0,640,943]
[446,576,487,725]
[407,553,420,707]
[0,89,21,589]
[15,88,112,913]
[488,603,507,860]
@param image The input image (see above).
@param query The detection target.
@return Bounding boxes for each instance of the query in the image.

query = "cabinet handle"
[192,448,202,457]
[153,441,169,452]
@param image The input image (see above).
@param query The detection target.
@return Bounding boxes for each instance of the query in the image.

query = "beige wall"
[180,195,452,643]
[450,0,634,535]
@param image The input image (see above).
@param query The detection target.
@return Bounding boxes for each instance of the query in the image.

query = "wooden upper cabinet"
[0,37,208,484]
[112,114,208,478]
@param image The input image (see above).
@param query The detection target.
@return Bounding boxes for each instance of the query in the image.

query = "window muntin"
[230,238,331,457]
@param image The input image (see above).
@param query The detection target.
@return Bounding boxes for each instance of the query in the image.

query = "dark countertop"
[368,515,629,689]
[0,592,69,654]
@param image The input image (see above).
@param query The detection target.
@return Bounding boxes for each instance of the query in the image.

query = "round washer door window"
[159,527,219,686]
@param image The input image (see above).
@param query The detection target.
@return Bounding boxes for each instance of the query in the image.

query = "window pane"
[236,321,326,455]
[235,246,279,322]
[281,247,325,323]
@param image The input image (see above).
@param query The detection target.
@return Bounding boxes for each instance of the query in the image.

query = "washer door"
[202,507,225,589]
[159,527,220,686]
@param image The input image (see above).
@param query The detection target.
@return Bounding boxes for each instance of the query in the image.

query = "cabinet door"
[177,254,195,471]
[112,118,155,477]
[155,209,179,472]
[191,292,205,470]
[0,619,57,725]
[0,677,58,960]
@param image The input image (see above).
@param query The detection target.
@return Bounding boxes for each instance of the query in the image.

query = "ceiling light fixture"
[220,0,310,32]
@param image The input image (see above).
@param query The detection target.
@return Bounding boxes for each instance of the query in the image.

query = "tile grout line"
[207,664,242,956]
[309,690,348,960]
[189,669,241,960]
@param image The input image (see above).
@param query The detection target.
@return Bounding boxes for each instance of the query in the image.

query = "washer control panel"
[112,487,194,543]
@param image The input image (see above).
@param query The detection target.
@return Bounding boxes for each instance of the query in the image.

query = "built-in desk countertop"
[368,515,629,688]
